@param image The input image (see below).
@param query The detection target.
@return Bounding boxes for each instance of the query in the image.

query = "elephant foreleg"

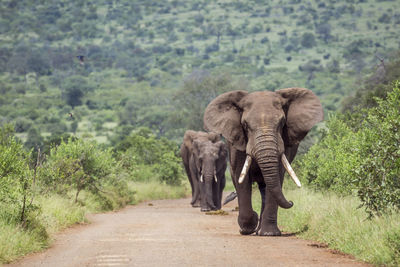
[258,190,280,236]
[212,180,220,210]
[217,172,226,210]
[192,183,200,207]
[236,177,258,235]
[231,148,258,235]
[258,159,287,236]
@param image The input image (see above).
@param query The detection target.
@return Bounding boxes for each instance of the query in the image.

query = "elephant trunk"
[253,133,293,209]
[202,161,217,210]
[204,179,216,210]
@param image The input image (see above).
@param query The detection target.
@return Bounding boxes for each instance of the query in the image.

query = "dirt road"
[10,196,368,267]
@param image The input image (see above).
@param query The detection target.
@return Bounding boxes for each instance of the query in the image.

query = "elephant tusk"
[238,155,252,184]
[214,169,217,183]
[281,154,301,188]
[200,173,203,183]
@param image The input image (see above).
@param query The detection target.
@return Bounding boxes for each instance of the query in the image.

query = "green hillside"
[1,0,400,146]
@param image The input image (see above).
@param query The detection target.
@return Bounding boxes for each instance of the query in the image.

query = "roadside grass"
[0,181,189,264]
[128,180,189,203]
[0,221,48,264]
[252,187,400,266]
[37,195,88,235]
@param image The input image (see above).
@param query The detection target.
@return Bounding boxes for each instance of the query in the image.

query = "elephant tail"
[223,191,237,206]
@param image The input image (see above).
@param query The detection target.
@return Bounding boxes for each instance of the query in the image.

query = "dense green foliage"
[39,138,119,203]
[300,115,356,194]
[342,52,400,111]
[116,127,184,185]
[300,82,400,216]
[1,0,400,147]
[0,125,34,224]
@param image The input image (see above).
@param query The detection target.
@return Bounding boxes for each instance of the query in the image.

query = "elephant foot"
[201,207,211,212]
[238,211,259,235]
[191,199,200,207]
[258,223,282,236]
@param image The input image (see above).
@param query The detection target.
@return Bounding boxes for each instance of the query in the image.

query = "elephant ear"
[216,141,228,160]
[203,91,248,151]
[276,87,324,145]
[207,132,221,143]
[192,140,203,170]
[183,130,198,152]
[192,139,201,155]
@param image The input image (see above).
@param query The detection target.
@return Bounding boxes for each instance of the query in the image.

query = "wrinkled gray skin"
[204,88,323,236]
[180,130,227,211]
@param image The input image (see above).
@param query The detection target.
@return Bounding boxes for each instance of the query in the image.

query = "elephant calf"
[180,130,228,211]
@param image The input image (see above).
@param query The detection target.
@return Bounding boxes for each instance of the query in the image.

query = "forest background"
[1,0,400,265]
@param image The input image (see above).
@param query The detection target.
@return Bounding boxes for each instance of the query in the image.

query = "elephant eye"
[243,121,248,130]
[280,116,286,127]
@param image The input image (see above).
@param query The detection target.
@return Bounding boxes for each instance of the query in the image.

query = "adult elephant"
[180,130,228,211]
[204,88,323,236]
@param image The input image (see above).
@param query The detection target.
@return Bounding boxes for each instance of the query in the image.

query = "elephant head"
[192,140,227,211]
[204,88,323,209]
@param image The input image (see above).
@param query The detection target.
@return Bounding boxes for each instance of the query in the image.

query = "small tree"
[301,32,316,48]
[62,76,94,107]
[315,23,332,43]
[40,138,116,202]
[116,127,184,185]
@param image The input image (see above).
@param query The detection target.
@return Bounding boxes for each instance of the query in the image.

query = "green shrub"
[300,81,400,216]
[39,138,118,203]
[300,115,359,194]
[353,81,400,216]
[116,127,184,185]
[154,151,183,185]
[300,32,316,48]
[0,124,34,224]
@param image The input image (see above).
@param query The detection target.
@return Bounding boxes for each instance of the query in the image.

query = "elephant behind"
[204,87,323,235]
[180,130,228,211]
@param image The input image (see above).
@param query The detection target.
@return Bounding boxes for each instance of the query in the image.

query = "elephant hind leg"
[191,181,201,207]
[191,192,200,207]
[189,162,201,207]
